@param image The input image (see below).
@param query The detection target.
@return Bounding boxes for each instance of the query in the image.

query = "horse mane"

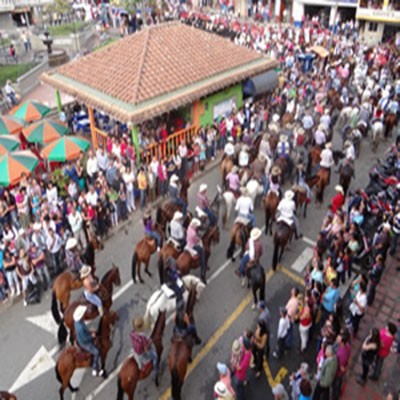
[101,268,114,285]
[151,310,166,341]
[186,286,197,316]
[97,313,105,336]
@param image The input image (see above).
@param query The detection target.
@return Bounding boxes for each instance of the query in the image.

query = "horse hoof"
[140,279,144,284]
[71,387,79,393]
[145,271,152,277]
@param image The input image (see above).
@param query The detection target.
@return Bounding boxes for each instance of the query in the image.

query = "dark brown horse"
[220,156,234,186]
[226,222,250,261]
[168,286,198,400]
[384,112,397,139]
[315,167,330,205]
[55,310,119,400]
[0,392,17,400]
[157,241,181,284]
[292,176,319,218]
[176,225,220,276]
[263,190,279,235]
[339,162,354,196]
[306,146,322,178]
[57,266,121,344]
[116,311,166,400]
[272,221,293,271]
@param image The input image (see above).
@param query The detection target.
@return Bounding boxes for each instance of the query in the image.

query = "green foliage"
[48,21,88,36]
[0,63,36,87]
[45,0,72,16]
[51,168,69,197]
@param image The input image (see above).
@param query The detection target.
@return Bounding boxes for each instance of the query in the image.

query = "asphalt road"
[0,127,394,400]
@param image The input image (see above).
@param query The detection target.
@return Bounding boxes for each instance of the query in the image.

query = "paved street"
[0,131,391,400]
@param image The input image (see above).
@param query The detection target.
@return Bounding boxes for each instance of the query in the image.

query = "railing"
[94,127,107,149]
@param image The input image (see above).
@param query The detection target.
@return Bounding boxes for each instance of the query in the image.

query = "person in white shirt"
[314,125,327,147]
[122,166,136,212]
[46,182,58,208]
[86,150,99,184]
[170,211,186,249]
[224,136,235,158]
[344,140,355,161]
[320,142,334,183]
[68,206,86,250]
[320,109,331,132]
[178,141,188,178]
[4,80,18,105]
[68,179,79,200]
[46,227,63,275]
[238,145,249,168]
[96,147,109,172]
[277,190,302,239]
[85,185,98,207]
[235,187,255,227]
[273,307,291,359]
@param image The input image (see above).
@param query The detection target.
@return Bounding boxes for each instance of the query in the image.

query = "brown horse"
[274,157,289,184]
[269,134,279,154]
[157,241,181,284]
[282,112,294,127]
[272,221,293,271]
[226,222,250,261]
[263,190,279,235]
[55,310,119,400]
[220,156,234,186]
[0,392,17,400]
[307,146,322,177]
[292,176,319,218]
[116,311,166,400]
[384,112,397,139]
[176,225,220,276]
[339,162,354,196]
[57,265,121,344]
[315,167,330,205]
[168,286,198,400]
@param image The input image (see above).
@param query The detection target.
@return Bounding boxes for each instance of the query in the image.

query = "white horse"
[336,106,353,131]
[221,190,236,228]
[143,275,206,328]
[246,178,263,207]
[371,120,384,152]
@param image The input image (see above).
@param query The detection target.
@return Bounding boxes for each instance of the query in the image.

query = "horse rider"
[269,166,282,199]
[169,174,187,215]
[314,124,327,148]
[320,108,331,132]
[73,304,105,377]
[295,163,312,201]
[170,211,186,250]
[65,237,83,275]
[225,165,241,197]
[143,208,161,252]
[238,145,250,169]
[81,265,103,316]
[173,308,202,345]
[259,133,273,160]
[236,227,263,288]
[251,154,268,195]
[186,218,207,284]
[343,140,356,162]
[277,190,302,239]
[223,136,235,160]
[235,187,256,228]
[269,114,280,134]
[164,256,185,308]
[197,184,217,227]
[320,142,334,183]
[276,134,293,177]
[130,316,159,378]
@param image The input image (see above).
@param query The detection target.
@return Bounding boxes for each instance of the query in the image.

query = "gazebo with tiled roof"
[42,21,278,160]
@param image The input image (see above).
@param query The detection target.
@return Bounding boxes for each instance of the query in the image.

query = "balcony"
[0,0,53,13]
[0,0,15,12]
[357,0,400,21]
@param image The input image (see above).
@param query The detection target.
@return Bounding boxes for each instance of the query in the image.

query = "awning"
[242,70,278,97]
[310,45,329,58]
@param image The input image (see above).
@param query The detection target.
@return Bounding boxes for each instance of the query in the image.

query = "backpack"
[131,333,147,355]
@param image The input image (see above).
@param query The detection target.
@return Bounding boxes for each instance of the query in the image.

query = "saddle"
[70,345,92,362]
[292,185,306,194]
[167,237,182,251]
[235,216,251,226]
[184,246,199,259]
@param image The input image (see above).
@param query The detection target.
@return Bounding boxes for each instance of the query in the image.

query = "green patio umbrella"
[22,119,68,144]
[0,150,38,186]
[12,100,51,122]
[0,115,25,135]
[0,135,21,155]
[41,136,91,162]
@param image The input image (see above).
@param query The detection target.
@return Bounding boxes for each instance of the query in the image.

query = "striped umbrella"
[0,136,21,155]
[41,136,91,162]
[0,116,25,135]
[0,150,38,186]
[12,100,51,122]
[22,119,68,144]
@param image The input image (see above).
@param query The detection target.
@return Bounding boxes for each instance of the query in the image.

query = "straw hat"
[232,166,239,173]
[344,140,351,148]
[133,316,145,332]
[18,228,25,235]
[33,222,42,230]
[279,134,288,142]
[214,381,230,398]
[144,208,152,219]
[73,305,87,322]
[199,183,208,192]
[231,339,241,355]
[190,218,201,227]
[382,222,391,231]
[285,190,294,200]
[271,166,281,176]
[325,142,332,149]
[272,114,280,123]
[173,211,183,221]
[240,187,248,196]
[258,153,266,162]
[66,237,78,250]
[170,174,179,182]
[80,265,92,279]
[227,136,234,142]
[250,227,262,241]
[335,185,344,195]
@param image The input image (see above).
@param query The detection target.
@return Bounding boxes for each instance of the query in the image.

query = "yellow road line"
[159,269,275,400]
[263,360,288,387]
[278,265,306,287]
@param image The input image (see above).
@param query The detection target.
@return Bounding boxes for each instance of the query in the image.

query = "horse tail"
[131,251,138,284]
[171,366,183,400]
[272,239,280,271]
[158,256,164,285]
[116,377,124,400]
[58,319,68,345]
[316,185,323,204]
[55,362,62,383]
[51,291,62,325]
[226,238,235,259]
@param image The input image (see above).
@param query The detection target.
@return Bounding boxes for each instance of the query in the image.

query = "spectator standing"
[272,383,289,400]
[332,328,351,400]
[137,167,147,209]
[273,307,291,359]
[251,320,268,378]
[356,328,381,385]
[347,281,367,337]
[215,362,235,398]
[3,248,20,298]
[46,227,63,276]
[299,293,313,352]
[86,150,99,184]
[312,344,338,400]
[29,243,51,291]
[232,337,251,400]
[68,206,87,250]
[122,166,136,212]
[16,248,37,306]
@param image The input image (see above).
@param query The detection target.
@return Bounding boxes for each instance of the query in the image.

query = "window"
[369,22,378,31]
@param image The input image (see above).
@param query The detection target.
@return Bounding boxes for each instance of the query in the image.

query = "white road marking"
[302,236,316,246]
[26,310,59,336]
[9,346,55,393]
[290,247,314,273]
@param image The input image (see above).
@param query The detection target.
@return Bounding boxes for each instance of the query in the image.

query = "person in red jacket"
[331,185,345,214]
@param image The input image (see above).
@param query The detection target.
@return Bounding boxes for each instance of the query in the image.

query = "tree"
[45,0,72,16]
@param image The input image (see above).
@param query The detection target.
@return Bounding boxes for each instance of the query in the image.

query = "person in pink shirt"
[370,322,397,380]
[215,362,235,397]
[225,166,240,196]
[186,218,207,283]
[232,337,251,400]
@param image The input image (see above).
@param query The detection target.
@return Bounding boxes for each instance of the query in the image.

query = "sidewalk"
[343,256,400,400]
[21,82,73,109]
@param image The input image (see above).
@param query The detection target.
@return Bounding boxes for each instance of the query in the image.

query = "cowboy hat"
[73,305,87,322]
[173,211,183,221]
[271,166,281,176]
[144,208,152,219]
[325,142,332,149]
[133,316,145,332]
[18,228,25,235]
[240,187,248,195]
[262,133,270,141]
[272,114,280,123]
[344,140,351,147]
[324,108,330,114]
[190,218,201,227]
[227,136,234,142]
[170,174,179,182]
[214,381,229,398]
[258,153,266,162]
[80,265,92,279]
[279,134,288,142]
[285,190,295,200]
[382,222,391,230]
[199,183,208,192]
[335,185,344,194]
[216,362,229,376]
[250,227,262,241]
[297,163,305,170]
[232,165,239,173]
[318,124,325,132]
[66,237,78,250]
[231,339,241,355]
[33,222,42,230]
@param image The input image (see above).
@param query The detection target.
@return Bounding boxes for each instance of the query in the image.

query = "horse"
[176,225,220,276]
[263,190,279,235]
[292,176,319,218]
[315,167,330,205]
[131,224,164,284]
[384,112,397,139]
[272,221,293,271]
[57,265,121,344]
[55,310,119,400]
[282,112,294,127]
[220,156,234,187]
[0,392,17,400]
[143,275,205,329]
[246,263,265,307]
[221,189,237,229]
[371,120,384,152]
[168,286,198,400]
[339,162,354,196]
[306,146,321,178]
[226,221,250,261]
[274,157,290,184]
[157,241,181,284]
[116,311,166,400]
[246,178,264,207]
